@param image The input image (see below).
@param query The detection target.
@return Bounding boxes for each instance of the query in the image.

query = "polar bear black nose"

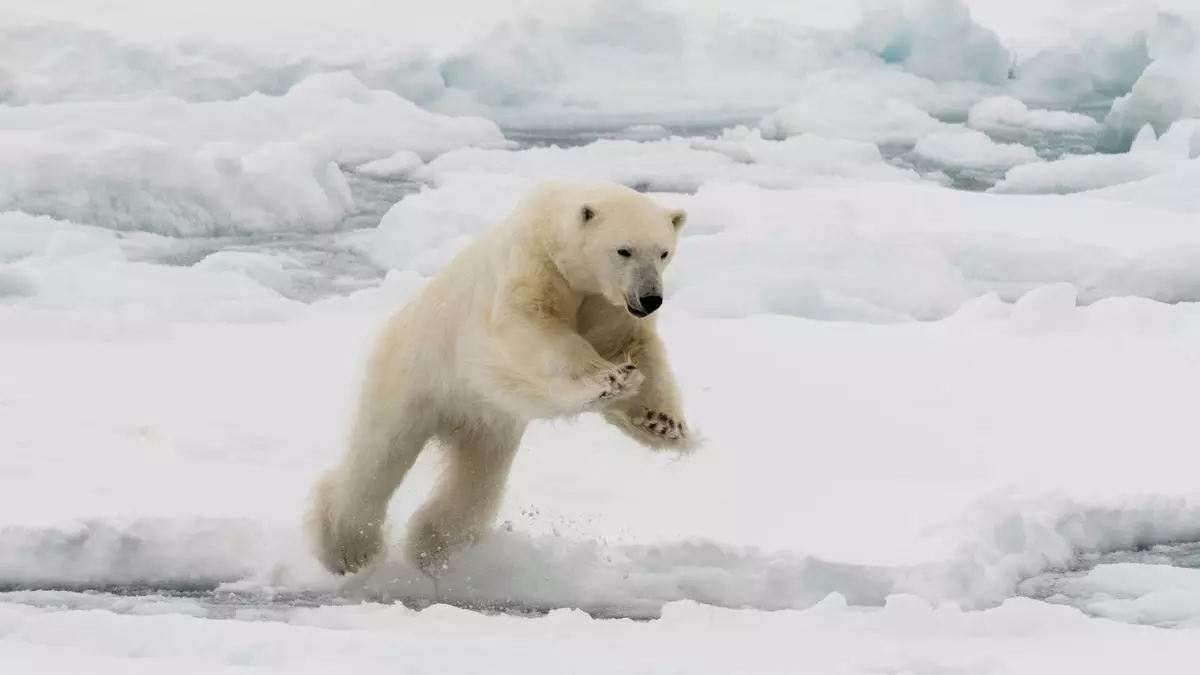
[639,295,663,314]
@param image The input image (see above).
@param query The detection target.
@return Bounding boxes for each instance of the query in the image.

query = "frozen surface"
[5,271,1200,671]
[5,287,1200,603]
[6,0,1200,673]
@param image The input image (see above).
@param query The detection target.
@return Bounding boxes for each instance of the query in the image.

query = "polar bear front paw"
[588,362,645,408]
[634,408,687,442]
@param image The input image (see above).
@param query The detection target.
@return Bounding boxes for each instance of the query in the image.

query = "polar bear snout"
[638,294,663,313]
[627,293,663,317]
[622,259,665,318]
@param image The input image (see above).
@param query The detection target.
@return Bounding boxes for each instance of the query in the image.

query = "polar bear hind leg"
[404,415,525,576]
[305,393,436,577]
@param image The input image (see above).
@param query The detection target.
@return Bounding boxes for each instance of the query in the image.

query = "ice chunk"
[1006,10,1156,107]
[1008,282,1080,333]
[989,150,1185,195]
[692,126,919,183]
[614,124,672,141]
[912,127,1041,170]
[411,129,917,196]
[1140,118,1200,158]
[0,213,306,326]
[1024,563,1200,627]
[0,74,504,236]
[852,0,1013,85]
[758,69,947,144]
[193,251,298,297]
[968,96,1100,133]
[0,128,355,237]
[1098,12,1200,151]
[354,150,425,179]
[371,173,532,275]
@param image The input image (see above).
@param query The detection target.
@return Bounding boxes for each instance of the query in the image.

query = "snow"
[6,0,1200,672]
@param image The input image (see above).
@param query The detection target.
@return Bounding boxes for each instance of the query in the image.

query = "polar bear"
[306,180,694,577]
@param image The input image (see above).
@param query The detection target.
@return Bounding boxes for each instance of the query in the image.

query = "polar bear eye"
[617,248,632,258]
[660,251,669,259]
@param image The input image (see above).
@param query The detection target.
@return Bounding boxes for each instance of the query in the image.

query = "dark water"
[2,543,1197,626]
[0,584,658,622]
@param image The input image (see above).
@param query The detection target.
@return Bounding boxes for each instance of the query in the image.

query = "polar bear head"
[552,184,686,318]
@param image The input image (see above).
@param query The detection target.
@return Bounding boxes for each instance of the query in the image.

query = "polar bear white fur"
[305,180,694,577]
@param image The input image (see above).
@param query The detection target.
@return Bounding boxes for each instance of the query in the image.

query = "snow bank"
[0,72,504,236]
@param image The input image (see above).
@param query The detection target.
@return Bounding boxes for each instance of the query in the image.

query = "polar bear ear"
[669,209,687,231]
[580,205,596,224]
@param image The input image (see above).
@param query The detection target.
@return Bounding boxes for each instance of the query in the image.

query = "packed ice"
[3,0,1200,672]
